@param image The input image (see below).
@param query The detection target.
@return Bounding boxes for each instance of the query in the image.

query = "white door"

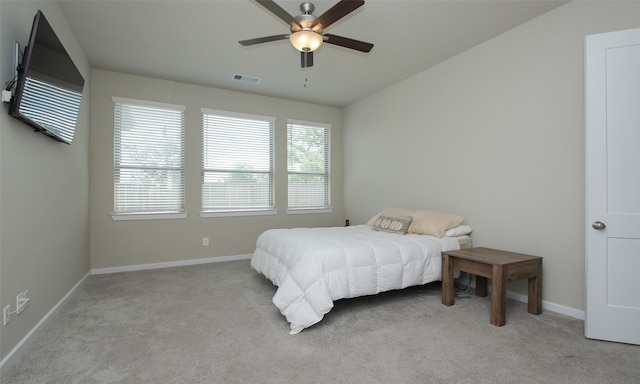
[585,28,640,345]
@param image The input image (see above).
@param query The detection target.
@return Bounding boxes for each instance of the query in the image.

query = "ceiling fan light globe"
[290,30,323,52]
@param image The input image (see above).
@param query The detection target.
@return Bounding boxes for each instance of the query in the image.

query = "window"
[201,109,275,215]
[113,97,185,218]
[287,119,331,211]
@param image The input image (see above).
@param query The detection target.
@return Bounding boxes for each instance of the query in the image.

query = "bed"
[251,209,472,334]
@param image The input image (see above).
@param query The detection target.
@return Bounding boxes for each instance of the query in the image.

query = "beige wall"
[0,1,90,363]
[343,1,640,312]
[2,0,638,366]
[89,69,344,269]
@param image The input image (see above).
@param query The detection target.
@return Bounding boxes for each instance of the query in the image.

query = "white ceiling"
[57,0,568,107]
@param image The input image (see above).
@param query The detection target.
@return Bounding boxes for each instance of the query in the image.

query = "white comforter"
[251,225,461,334]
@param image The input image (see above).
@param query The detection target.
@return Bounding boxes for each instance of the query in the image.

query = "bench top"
[442,247,542,266]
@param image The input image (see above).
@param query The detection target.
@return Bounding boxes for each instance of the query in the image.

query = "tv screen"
[9,10,85,144]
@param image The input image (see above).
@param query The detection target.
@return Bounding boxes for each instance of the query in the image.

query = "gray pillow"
[371,215,413,234]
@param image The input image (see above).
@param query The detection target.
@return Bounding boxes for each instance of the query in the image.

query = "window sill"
[286,207,333,215]
[200,209,278,218]
[111,212,188,221]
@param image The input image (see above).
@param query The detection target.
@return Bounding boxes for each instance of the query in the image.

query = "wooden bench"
[441,247,542,326]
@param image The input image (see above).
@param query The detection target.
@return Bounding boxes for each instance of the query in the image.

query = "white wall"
[0,1,90,364]
[89,69,344,269]
[343,1,640,312]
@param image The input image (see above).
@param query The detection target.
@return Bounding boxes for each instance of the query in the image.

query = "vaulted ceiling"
[58,0,568,107]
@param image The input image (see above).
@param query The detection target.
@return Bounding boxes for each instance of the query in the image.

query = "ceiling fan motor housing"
[292,3,322,33]
[290,2,323,52]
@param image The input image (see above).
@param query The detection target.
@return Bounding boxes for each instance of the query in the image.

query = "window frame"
[200,108,276,218]
[286,118,332,214]
[111,97,186,221]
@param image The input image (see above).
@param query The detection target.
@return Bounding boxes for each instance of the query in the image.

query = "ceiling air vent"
[232,74,261,85]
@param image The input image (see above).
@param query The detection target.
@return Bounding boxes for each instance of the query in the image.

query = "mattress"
[457,235,472,249]
[251,225,469,334]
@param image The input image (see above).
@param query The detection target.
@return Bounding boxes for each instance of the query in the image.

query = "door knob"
[592,221,606,230]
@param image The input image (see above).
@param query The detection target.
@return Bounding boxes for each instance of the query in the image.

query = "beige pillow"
[408,210,464,237]
[366,208,415,226]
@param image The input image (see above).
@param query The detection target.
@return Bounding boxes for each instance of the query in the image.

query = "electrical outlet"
[16,290,29,314]
[202,237,209,247]
[3,305,10,326]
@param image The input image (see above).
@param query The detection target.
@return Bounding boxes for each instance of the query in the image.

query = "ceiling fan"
[239,0,374,68]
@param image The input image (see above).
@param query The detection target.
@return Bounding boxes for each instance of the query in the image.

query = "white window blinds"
[113,98,185,214]
[287,120,330,209]
[201,109,275,211]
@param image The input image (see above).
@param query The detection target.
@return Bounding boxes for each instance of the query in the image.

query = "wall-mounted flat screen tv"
[9,10,85,145]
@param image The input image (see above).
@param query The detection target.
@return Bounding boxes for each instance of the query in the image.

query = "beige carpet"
[2,259,639,383]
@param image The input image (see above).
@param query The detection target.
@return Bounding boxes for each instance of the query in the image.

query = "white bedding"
[251,225,461,334]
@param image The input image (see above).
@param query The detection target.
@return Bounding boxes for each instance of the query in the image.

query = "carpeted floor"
[2,259,639,383]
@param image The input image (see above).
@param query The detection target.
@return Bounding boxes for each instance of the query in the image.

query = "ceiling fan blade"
[255,0,299,27]
[239,34,289,46]
[301,51,314,68]
[324,34,373,52]
[312,0,365,29]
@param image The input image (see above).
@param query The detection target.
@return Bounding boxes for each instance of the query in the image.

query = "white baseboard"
[93,258,586,320]
[0,271,91,375]
[459,276,585,320]
[91,254,252,275]
[505,289,585,320]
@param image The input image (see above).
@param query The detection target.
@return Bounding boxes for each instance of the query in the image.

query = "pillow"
[408,210,464,237]
[366,208,415,226]
[371,215,413,234]
[444,225,473,237]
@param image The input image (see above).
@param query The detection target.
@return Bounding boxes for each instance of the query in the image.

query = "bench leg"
[442,254,455,306]
[528,263,542,315]
[475,276,487,297]
[490,265,507,326]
